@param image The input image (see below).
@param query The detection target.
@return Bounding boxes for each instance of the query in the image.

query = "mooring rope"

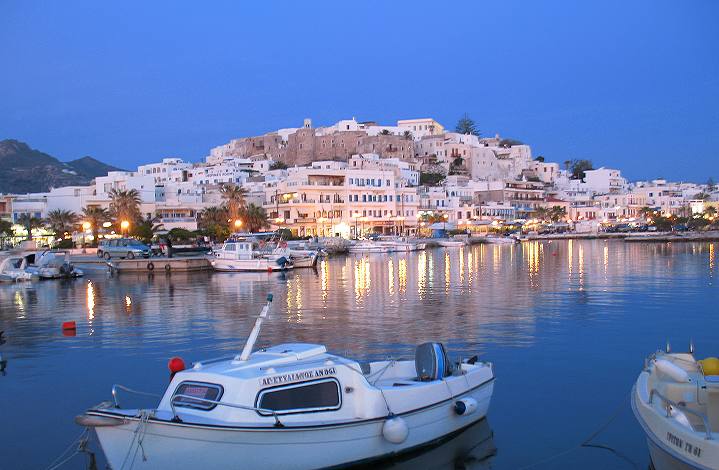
[517,389,639,470]
[46,428,92,470]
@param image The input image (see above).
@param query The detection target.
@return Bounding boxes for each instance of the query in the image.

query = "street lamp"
[120,220,130,235]
[81,221,91,252]
[234,219,243,231]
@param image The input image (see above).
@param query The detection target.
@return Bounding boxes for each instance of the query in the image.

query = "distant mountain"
[0,139,123,194]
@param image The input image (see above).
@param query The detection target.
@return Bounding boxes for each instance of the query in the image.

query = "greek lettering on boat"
[260,367,337,386]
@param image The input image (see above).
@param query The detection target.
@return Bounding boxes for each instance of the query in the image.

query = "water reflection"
[1,240,719,469]
[367,418,496,470]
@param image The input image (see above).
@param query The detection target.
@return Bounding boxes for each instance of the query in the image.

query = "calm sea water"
[1,240,717,469]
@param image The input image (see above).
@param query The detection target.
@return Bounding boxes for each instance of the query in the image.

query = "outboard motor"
[275,256,288,267]
[415,342,453,381]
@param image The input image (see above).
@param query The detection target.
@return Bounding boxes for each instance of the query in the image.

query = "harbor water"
[1,240,717,469]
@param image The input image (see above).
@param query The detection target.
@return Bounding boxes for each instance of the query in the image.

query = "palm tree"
[220,184,248,222]
[46,209,79,236]
[549,206,567,222]
[0,219,12,236]
[403,130,413,140]
[131,214,164,244]
[82,206,110,244]
[639,206,656,219]
[534,207,549,222]
[16,213,43,240]
[199,206,230,241]
[109,188,142,228]
[241,203,269,233]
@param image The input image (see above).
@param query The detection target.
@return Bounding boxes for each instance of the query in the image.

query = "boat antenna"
[689,338,695,354]
[238,294,274,361]
[666,340,671,353]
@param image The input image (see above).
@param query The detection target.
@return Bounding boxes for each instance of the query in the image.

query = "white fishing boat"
[0,256,36,282]
[437,239,467,247]
[272,244,319,269]
[632,344,719,470]
[31,251,84,279]
[378,237,426,252]
[211,240,293,272]
[349,240,392,254]
[77,295,495,469]
[288,249,319,268]
[479,236,518,245]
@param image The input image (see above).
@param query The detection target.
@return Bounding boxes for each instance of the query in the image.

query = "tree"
[420,172,445,186]
[241,203,269,233]
[109,188,142,228]
[198,206,230,241]
[168,228,194,242]
[220,183,248,221]
[403,130,413,140]
[455,113,480,136]
[131,214,164,244]
[639,206,657,219]
[269,161,288,170]
[548,206,567,222]
[16,214,43,240]
[705,206,717,218]
[81,206,109,245]
[46,209,79,236]
[708,177,716,192]
[0,219,12,236]
[693,192,710,200]
[570,159,594,180]
[379,129,391,136]
[534,207,549,222]
[534,156,545,162]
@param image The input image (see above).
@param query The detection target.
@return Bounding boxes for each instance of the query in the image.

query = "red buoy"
[168,356,186,375]
[267,267,272,273]
[62,321,76,331]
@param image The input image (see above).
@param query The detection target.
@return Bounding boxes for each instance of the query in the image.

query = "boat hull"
[211,259,293,272]
[94,381,493,470]
[632,385,715,470]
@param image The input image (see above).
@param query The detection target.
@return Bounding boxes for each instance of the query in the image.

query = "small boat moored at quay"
[211,239,293,272]
[436,238,468,247]
[349,240,393,254]
[77,295,495,469]
[476,235,518,245]
[632,345,719,470]
[0,256,37,282]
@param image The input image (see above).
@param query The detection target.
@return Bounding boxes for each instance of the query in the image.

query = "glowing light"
[82,221,91,231]
[234,219,243,229]
[87,281,95,320]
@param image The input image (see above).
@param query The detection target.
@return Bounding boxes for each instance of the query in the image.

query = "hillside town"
[1,115,717,245]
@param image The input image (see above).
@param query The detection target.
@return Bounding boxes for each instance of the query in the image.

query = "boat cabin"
[153,342,493,428]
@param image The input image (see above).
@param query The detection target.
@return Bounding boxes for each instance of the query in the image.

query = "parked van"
[97,238,151,260]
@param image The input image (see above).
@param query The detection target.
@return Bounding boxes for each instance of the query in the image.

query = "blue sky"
[1,0,717,182]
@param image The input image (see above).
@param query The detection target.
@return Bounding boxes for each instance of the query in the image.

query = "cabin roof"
[189,343,333,380]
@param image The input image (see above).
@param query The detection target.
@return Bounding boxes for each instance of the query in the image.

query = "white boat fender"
[454,397,478,416]
[654,359,690,383]
[382,416,409,444]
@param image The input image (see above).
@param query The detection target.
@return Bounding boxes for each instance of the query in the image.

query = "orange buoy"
[267,267,273,273]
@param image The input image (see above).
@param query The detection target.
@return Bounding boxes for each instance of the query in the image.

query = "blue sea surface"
[1,240,717,469]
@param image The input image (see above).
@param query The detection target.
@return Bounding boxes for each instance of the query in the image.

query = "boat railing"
[170,394,284,427]
[649,388,713,440]
[111,384,162,408]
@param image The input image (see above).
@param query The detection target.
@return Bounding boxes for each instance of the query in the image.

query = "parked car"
[672,224,689,232]
[97,238,151,260]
